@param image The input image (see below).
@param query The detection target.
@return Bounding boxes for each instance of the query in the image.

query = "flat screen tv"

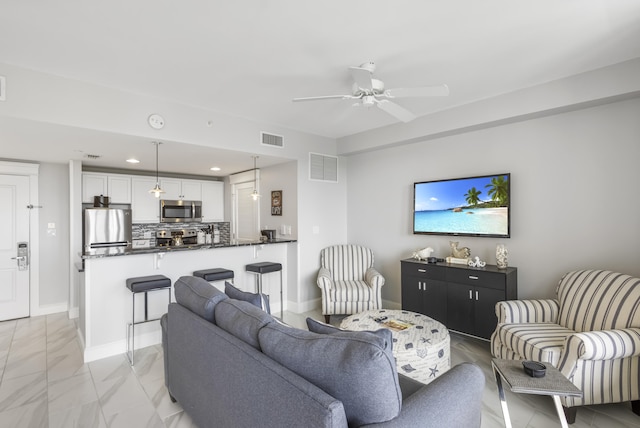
[413,173,510,238]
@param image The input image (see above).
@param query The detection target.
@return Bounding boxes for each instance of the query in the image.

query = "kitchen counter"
[82,238,297,258]
[79,238,297,362]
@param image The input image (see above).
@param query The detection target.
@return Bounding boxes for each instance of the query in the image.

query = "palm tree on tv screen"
[485,176,509,206]
[464,187,482,206]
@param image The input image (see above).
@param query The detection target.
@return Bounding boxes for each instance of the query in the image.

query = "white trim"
[0,161,39,319]
[82,330,161,362]
[0,75,5,101]
[32,303,68,317]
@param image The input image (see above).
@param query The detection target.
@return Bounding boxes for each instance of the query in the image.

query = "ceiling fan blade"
[348,66,373,91]
[292,94,355,102]
[375,99,416,123]
[384,84,450,98]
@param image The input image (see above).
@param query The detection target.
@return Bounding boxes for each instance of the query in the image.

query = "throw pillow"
[225,281,271,314]
[258,321,401,426]
[214,299,274,350]
[174,276,228,322]
[305,317,343,334]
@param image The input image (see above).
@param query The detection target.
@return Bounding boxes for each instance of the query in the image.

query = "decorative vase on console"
[496,244,508,269]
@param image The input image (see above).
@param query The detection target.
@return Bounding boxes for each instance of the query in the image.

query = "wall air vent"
[261,132,284,148]
[309,153,338,182]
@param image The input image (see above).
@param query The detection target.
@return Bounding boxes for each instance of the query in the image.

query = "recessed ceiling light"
[210,167,221,171]
[126,158,140,164]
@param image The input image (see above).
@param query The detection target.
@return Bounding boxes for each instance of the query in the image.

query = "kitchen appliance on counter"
[261,229,276,241]
[84,208,132,252]
[160,200,202,223]
[156,229,200,247]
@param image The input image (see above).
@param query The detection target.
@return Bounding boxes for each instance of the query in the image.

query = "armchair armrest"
[316,267,334,290]
[361,363,484,428]
[365,267,385,289]
[495,299,559,324]
[559,328,640,378]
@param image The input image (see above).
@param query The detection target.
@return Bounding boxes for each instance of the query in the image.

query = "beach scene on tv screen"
[414,174,509,236]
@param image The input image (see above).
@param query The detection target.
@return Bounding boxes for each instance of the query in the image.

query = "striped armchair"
[316,245,385,323]
[491,270,640,423]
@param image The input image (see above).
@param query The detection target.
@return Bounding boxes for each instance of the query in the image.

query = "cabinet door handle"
[469,275,479,280]
[418,269,426,273]
[417,281,422,291]
[475,290,479,300]
[469,290,473,299]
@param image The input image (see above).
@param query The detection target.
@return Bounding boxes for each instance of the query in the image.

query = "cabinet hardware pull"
[469,275,479,280]
[469,290,472,299]
[475,291,479,300]
[418,281,422,291]
[418,269,426,273]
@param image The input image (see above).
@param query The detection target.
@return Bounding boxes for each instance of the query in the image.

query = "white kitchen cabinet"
[131,177,160,223]
[82,173,107,203]
[82,173,131,203]
[107,175,132,203]
[160,178,202,200]
[202,181,224,221]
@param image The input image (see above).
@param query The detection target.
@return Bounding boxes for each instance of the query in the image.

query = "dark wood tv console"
[401,259,517,340]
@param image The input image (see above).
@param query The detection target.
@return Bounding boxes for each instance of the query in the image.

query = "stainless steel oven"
[160,200,202,223]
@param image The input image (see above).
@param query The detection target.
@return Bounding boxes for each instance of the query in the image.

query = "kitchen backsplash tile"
[132,222,230,247]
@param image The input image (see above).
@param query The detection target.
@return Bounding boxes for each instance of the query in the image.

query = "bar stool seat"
[246,262,283,320]
[125,274,171,365]
[193,268,234,283]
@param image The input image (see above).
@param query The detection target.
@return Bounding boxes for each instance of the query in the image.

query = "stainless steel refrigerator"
[84,208,132,252]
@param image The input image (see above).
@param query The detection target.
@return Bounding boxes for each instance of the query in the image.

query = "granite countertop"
[82,238,297,259]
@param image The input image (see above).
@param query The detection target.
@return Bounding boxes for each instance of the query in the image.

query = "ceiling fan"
[292,62,449,123]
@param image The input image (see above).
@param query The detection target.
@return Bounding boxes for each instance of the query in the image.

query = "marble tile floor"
[1,311,639,428]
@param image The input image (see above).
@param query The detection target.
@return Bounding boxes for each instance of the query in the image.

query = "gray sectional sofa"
[161,276,485,428]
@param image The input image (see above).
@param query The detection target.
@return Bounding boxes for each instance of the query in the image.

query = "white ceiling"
[1,1,640,175]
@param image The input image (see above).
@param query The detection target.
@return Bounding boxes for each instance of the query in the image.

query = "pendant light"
[149,141,165,198]
[250,155,260,201]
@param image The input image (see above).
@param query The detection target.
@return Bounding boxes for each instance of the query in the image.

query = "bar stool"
[193,268,234,291]
[125,274,171,365]
[246,262,283,320]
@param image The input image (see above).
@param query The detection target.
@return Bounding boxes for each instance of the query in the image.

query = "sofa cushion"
[214,299,274,349]
[306,317,343,334]
[174,276,228,322]
[258,320,401,426]
[225,281,271,314]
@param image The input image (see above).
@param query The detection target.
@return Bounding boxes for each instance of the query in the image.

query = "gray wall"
[38,162,70,307]
[345,97,640,303]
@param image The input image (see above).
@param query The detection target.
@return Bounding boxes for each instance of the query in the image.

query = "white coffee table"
[341,309,450,384]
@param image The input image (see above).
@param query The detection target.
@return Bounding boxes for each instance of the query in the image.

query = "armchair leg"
[324,315,330,324]
[563,406,577,424]
[632,400,640,417]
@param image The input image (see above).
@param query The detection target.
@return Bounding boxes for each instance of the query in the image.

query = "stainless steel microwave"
[160,200,202,223]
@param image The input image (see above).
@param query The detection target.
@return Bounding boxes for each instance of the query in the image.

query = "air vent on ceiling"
[261,132,284,148]
[84,154,102,160]
[309,153,338,182]
[0,76,5,101]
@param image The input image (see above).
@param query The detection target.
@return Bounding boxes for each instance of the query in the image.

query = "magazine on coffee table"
[373,316,414,332]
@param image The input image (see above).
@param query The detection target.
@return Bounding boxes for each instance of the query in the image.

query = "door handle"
[11,256,26,260]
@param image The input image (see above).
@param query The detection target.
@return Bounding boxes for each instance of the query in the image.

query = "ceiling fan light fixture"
[149,141,165,198]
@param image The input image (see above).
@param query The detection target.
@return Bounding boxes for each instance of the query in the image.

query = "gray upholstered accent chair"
[491,270,640,424]
[317,245,385,323]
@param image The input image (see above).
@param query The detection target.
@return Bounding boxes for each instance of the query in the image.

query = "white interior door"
[232,181,259,241]
[0,175,31,321]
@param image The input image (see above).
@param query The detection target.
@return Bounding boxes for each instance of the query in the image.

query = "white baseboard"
[287,298,321,314]
[82,330,162,363]
[31,303,68,317]
[68,306,79,319]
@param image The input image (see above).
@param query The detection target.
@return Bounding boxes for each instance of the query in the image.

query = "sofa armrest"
[365,267,385,289]
[559,328,640,378]
[495,299,559,324]
[360,363,484,428]
[317,267,334,290]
